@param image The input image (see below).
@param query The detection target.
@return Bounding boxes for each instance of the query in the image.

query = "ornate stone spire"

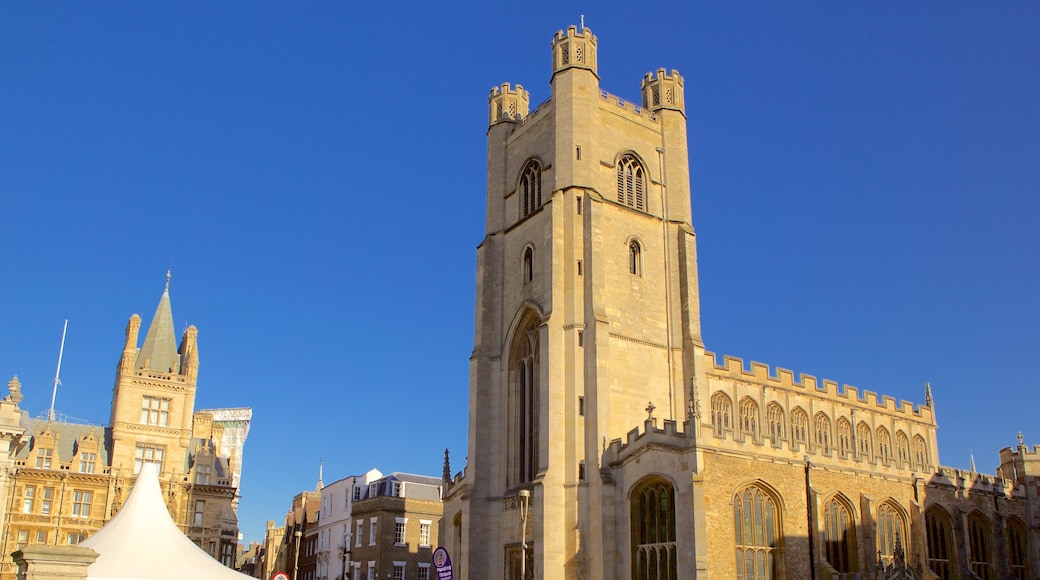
[7,376,23,404]
[136,272,179,373]
[924,382,933,408]
[442,449,452,484]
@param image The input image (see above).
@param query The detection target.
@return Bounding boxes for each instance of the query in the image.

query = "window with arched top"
[738,398,759,438]
[628,240,642,276]
[822,496,855,573]
[616,154,646,211]
[967,513,994,580]
[925,506,956,580]
[519,161,542,218]
[895,431,910,467]
[856,422,872,460]
[790,408,808,446]
[734,485,781,580]
[522,247,533,283]
[711,392,732,437]
[509,313,540,486]
[1008,518,1030,580]
[837,419,852,458]
[631,478,677,580]
[766,403,785,445]
[876,427,892,465]
[813,413,832,453]
[877,501,907,567]
[913,435,929,470]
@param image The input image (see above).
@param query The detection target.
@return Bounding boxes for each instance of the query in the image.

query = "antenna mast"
[48,319,68,422]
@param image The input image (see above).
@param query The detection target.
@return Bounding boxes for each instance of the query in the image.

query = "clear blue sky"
[2,3,1037,544]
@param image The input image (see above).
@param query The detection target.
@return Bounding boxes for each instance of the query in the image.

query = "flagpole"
[48,319,68,422]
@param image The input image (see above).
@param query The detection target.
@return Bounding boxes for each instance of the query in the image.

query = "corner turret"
[551,25,597,79]
[641,68,685,115]
[488,83,530,126]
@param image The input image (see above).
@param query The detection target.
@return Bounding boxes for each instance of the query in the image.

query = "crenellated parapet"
[641,68,685,115]
[604,419,691,467]
[551,25,597,77]
[488,83,530,126]
[702,351,934,422]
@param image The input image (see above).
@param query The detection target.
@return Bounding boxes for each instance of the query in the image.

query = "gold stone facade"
[0,278,250,579]
[440,26,1040,580]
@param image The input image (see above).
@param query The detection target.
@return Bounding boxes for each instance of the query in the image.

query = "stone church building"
[440,25,1039,580]
[0,274,250,579]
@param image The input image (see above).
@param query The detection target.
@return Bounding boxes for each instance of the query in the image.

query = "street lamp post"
[293,530,302,580]
[518,489,531,580]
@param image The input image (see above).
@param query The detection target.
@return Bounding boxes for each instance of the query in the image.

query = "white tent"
[81,463,252,580]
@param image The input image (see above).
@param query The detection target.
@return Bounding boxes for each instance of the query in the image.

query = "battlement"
[488,83,530,126]
[551,25,598,77]
[641,68,685,114]
[599,90,658,121]
[604,418,690,465]
[931,465,1025,498]
[703,351,931,421]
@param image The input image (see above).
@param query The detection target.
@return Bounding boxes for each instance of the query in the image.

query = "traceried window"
[511,314,540,485]
[876,427,892,464]
[616,154,646,211]
[925,507,955,580]
[519,161,542,218]
[711,392,732,437]
[857,422,872,459]
[71,490,92,518]
[766,403,785,445]
[967,513,994,580]
[895,431,910,466]
[837,419,852,458]
[631,478,677,580]
[79,452,97,474]
[629,240,642,276]
[913,435,929,470]
[734,485,780,580]
[1008,518,1030,580]
[738,398,759,438]
[814,413,832,453]
[823,496,855,573]
[877,502,907,567]
[35,448,53,469]
[790,408,808,446]
[134,444,165,474]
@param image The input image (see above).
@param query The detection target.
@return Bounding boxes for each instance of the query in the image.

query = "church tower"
[442,25,703,580]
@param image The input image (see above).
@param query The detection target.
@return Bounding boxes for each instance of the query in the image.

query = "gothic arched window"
[509,314,539,486]
[876,427,892,465]
[925,507,956,580]
[1008,518,1030,580]
[790,408,808,446]
[967,513,994,580]
[629,240,642,276]
[766,403,785,445]
[519,161,542,218]
[631,478,677,580]
[738,398,759,438]
[895,431,910,467]
[823,496,855,573]
[734,485,781,580]
[857,422,872,460]
[813,412,832,453]
[711,392,732,437]
[913,435,929,470]
[877,501,907,567]
[837,418,852,458]
[616,154,646,211]
[522,247,533,283]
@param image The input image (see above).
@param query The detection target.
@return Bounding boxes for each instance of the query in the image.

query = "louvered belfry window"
[617,155,646,211]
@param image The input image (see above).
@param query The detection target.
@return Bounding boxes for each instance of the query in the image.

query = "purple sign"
[432,547,454,580]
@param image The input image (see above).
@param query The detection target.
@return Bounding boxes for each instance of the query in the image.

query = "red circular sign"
[272,573,290,580]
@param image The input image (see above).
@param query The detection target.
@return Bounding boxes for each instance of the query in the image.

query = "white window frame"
[418,563,431,580]
[394,517,408,546]
[392,562,406,580]
[356,520,363,547]
[71,490,92,518]
[369,518,377,546]
[140,396,171,426]
[419,520,432,547]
